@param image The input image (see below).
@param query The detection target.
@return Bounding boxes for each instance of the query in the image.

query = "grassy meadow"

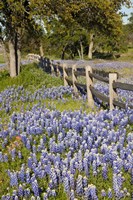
[0,54,132,199]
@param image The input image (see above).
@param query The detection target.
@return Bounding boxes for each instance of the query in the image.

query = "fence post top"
[72,64,77,69]
[63,63,68,68]
[85,65,92,73]
[86,65,92,69]
[109,73,118,79]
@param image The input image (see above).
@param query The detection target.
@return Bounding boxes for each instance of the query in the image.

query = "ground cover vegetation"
[0,63,133,199]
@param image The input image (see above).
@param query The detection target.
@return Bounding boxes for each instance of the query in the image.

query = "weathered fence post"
[50,60,54,75]
[72,65,78,93]
[63,63,68,86]
[56,62,61,77]
[56,63,59,76]
[109,73,118,110]
[86,66,94,108]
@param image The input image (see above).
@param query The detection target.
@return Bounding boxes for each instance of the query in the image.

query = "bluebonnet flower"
[108,188,112,198]
[70,159,75,174]
[28,157,32,168]
[1,195,9,200]
[49,180,54,189]
[76,175,83,195]
[31,180,39,197]
[51,171,58,186]
[63,177,70,194]
[18,184,23,197]
[43,192,48,200]
[3,153,8,162]
[46,187,51,197]
[26,139,31,149]
[51,189,56,197]
[84,187,89,199]
[32,153,37,164]
[18,151,22,159]
[117,173,124,188]
[90,184,98,200]
[25,168,31,183]
[83,176,88,188]
[70,189,75,200]
[11,148,16,160]
[18,165,25,182]
[12,189,17,196]
[10,172,18,186]
[24,188,31,197]
[116,158,123,171]
[101,189,106,197]
[78,160,83,172]
[102,163,108,179]
[83,158,89,176]
[69,174,75,189]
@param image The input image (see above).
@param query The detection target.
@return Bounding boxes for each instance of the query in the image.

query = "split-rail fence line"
[27,54,133,110]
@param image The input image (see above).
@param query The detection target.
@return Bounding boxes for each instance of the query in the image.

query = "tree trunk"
[70,49,74,59]
[77,49,81,59]
[15,32,21,75]
[8,40,17,77]
[61,43,68,60]
[80,41,84,60]
[40,43,44,57]
[17,48,21,75]
[1,42,9,68]
[88,33,94,59]
[61,47,66,60]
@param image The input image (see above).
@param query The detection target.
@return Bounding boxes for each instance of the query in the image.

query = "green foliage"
[123,13,133,48]
[40,98,93,113]
[117,48,133,62]
[1,0,132,63]
[0,63,63,92]
[128,12,133,30]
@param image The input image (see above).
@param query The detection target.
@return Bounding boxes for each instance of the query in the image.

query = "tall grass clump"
[0,63,63,92]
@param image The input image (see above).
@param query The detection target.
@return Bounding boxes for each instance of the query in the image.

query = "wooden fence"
[62,64,133,110]
[28,55,133,110]
[27,54,41,62]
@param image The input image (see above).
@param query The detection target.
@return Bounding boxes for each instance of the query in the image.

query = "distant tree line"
[0,0,132,77]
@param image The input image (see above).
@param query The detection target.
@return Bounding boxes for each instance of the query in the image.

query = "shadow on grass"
[93,51,120,60]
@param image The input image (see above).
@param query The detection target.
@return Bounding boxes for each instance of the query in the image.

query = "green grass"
[117,48,133,62]
[0,63,63,92]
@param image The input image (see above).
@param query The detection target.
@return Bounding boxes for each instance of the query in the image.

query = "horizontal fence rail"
[89,73,109,83]
[90,86,110,103]
[113,82,133,91]
[93,69,110,77]
[113,99,133,109]
[34,55,133,110]
[74,71,86,77]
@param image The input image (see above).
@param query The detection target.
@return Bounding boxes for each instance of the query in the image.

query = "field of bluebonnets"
[0,62,133,200]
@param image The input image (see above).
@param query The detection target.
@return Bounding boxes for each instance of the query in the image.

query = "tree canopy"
[0,0,132,76]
